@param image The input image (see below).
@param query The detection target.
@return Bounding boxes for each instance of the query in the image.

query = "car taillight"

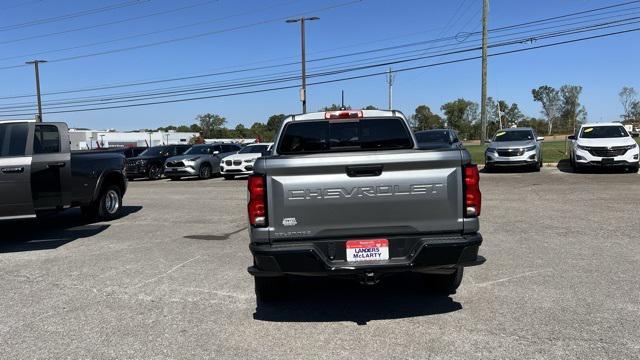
[463,164,481,217]
[248,174,267,227]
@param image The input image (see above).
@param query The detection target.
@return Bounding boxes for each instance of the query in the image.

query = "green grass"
[466,137,640,164]
[466,141,571,165]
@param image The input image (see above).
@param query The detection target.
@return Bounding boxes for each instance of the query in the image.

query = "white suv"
[220,143,273,179]
[569,123,639,173]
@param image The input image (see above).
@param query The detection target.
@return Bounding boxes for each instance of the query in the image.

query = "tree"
[322,104,351,111]
[266,114,286,133]
[233,124,250,138]
[503,103,524,127]
[630,101,640,123]
[189,124,202,133]
[532,85,561,135]
[619,86,638,121]
[249,122,271,142]
[441,98,475,139]
[410,105,443,130]
[196,113,226,138]
[560,85,584,133]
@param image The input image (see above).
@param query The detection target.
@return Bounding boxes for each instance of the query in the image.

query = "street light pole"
[25,60,47,122]
[286,16,319,114]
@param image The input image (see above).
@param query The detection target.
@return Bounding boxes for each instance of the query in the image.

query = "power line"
[1,25,638,117]
[0,0,221,45]
[0,0,363,70]
[3,2,638,102]
[0,0,298,62]
[1,12,638,111]
[0,0,147,32]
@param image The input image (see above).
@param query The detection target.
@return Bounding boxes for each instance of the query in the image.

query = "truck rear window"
[277,118,413,154]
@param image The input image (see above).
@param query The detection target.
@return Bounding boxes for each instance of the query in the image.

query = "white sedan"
[569,123,639,172]
[220,143,273,179]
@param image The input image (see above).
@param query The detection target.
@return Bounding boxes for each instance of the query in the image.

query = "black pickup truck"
[0,120,128,221]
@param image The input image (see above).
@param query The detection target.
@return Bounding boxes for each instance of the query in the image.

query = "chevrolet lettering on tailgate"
[287,183,444,200]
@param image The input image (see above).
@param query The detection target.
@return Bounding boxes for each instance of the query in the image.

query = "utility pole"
[480,0,489,142]
[25,60,47,122]
[286,16,319,114]
[387,67,395,110]
[497,104,503,129]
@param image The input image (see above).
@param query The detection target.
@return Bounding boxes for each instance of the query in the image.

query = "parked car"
[484,127,544,171]
[415,129,463,150]
[126,144,191,180]
[164,143,241,180]
[80,146,147,158]
[0,120,128,221]
[569,123,639,172]
[220,143,273,180]
[246,109,484,302]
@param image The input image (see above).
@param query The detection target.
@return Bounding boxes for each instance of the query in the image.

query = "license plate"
[601,158,614,165]
[346,239,389,262]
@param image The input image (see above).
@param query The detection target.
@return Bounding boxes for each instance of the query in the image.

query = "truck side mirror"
[537,136,545,142]
[213,151,220,155]
[484,140,492,144]
[567,135,576,140]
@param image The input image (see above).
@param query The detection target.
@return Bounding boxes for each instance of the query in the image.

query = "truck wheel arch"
[93,171,126,202]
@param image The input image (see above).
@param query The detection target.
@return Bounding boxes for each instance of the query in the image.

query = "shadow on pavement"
[253,273,462,325]
[556,159,638,174]
[0,206,142,253]
[481,165,537,174]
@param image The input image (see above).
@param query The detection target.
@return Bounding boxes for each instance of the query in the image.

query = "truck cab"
[0,120,127,221]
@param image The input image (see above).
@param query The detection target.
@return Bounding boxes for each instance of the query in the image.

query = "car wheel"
[223,175,235,180]
[483,163,493,173]
[532,159,541,172]
[629,163,639,173]
[199,164,212,179]
[254,276,287,303]
[127,177,135,182]
[571,157,581,173]
[148,165,162,180]
[423,266,464,295]
[81,184,122,220]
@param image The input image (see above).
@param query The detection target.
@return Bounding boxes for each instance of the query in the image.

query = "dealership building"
[68,129,199,150]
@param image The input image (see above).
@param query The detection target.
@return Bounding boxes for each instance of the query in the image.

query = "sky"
[0,0,639,130]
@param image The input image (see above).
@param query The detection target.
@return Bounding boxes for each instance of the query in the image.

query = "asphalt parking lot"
[1,167,639,359]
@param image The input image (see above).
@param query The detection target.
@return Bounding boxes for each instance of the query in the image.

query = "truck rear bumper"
[248,233,484,278]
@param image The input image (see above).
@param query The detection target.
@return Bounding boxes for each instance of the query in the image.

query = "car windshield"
[139,146,169,156]
[580,126,628,138]
[415,130,450,143]
[184,146,213,155]
[493,130,533,142]
[239,144,269,154]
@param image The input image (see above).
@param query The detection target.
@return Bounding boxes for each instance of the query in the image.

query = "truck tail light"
[248,174,267,227]
[463,164,481,217]
[324,110,363,119]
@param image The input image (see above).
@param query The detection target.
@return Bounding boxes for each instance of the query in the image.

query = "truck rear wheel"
[82,184,122,220]
[254,276,287,303]
[148,165,162,180]
[423,266,464,294]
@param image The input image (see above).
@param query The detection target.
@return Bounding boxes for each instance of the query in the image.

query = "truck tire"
[254,276,286,303]
[82,184,122,220]
[148,164,162,180]
[198,164,212,179]
[423,266,464,295]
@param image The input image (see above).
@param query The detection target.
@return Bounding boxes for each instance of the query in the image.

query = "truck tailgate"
[264,149,464,241]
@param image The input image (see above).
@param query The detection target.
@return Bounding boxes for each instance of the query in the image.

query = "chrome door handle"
[1,167,24,174]
[46,162,66,169]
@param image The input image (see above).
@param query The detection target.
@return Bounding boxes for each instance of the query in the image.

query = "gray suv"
[485,127,544,171]
[164,143,240,180]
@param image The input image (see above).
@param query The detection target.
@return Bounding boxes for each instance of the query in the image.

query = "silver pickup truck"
[247,109,485,301]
